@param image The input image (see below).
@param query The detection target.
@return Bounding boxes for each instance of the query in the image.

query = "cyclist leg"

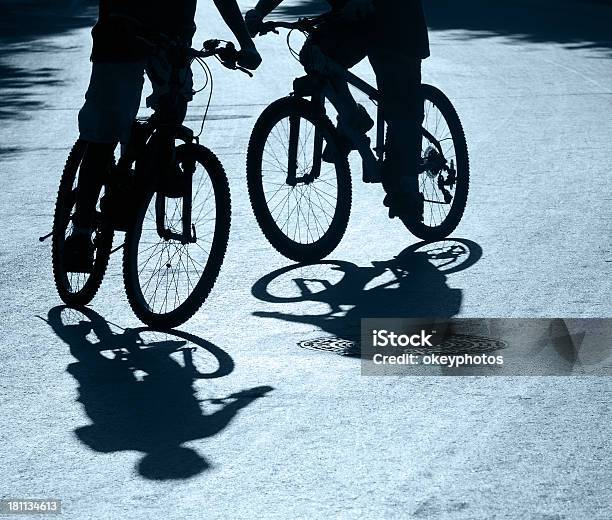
[66,61,145,271]
[299,21,374,149]
[369,48,423,217]
[144,50,194,193]
[76,61,146,228]
[145,49,194,123]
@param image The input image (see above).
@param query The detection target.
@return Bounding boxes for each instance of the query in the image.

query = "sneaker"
[63,233,95,273]
[322,104,374,163]
[384,191,424,220]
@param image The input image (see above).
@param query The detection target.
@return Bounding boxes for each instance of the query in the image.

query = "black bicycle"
[247,16,470,262]
[47,39,250,328]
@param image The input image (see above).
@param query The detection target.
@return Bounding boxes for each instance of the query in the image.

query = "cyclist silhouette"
[44,306,273,480]
[251,240,480,343]
[246,0,430,219]
[65,0,262,272]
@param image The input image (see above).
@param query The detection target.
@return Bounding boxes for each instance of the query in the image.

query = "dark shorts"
[301,18,425,188]
[301,19,423,120]
[307,18,372,69]
[78,53,193,145]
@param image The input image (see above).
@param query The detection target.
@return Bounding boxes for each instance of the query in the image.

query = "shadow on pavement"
[276,0,612,54]
[251,239,609,375]
[44,306,273,480]
[0,1,97,123]
[252,239,482,346]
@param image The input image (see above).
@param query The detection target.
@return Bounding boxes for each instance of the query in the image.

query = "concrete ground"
[0,1,610,518]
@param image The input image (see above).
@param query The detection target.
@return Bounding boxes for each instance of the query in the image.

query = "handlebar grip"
[258,22,280,36]
[217,46,237,64]
[203,39,220,50]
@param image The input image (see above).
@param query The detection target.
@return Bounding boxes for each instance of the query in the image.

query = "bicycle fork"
[155,154,197,245]
[286,95,324,186]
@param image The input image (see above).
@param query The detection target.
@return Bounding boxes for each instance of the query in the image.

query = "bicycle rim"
[124,145,230,327]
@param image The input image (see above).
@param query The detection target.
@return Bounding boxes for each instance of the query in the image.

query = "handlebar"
[188,40,253,77]
[188,40,253,78]
[257,13,331,36]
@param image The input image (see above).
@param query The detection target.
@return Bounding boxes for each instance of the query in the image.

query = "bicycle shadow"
[43,306,273,480]
[252,239,482,350]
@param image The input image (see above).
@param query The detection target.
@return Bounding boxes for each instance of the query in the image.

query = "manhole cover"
[298,334,506,357]
[409,333,507,355]
[298,337,359,356]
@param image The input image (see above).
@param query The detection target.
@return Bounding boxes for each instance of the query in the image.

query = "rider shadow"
[44,306,273,480]
[252,239,482,353]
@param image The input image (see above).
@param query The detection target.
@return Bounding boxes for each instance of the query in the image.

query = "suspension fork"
[286,92,327,186]
[181,154,195,242]
[310,92,325,180]
[154,144,196,245]
[375,103,385,163]
[286,112,300,186]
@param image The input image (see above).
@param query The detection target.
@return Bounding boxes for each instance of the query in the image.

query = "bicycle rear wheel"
[123,143,230,328]
[401,84,470,240]
[247,97,352,262]
[51,140,114,306]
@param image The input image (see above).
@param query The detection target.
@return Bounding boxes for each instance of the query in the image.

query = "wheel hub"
[422,145,444,178]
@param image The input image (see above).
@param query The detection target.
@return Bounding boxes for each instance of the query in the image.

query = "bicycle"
[45,305,235,380]
[249,239,482,349]
[46,38,252,328]
[251,239,481,305]
[246,15,470,262]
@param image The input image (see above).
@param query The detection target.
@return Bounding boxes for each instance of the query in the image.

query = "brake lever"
[218,58,254,77]
[236,66,254,77]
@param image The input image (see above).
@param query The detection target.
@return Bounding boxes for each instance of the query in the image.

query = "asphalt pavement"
[0,1,610,519]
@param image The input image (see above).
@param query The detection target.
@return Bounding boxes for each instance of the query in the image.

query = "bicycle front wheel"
[123,144,231,328]
[51,140,114,306]
[247,97,352,262]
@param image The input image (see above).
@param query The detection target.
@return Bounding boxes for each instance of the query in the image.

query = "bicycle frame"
[123,44,208,245]
[286,57,448,186]
[135,40,245,245]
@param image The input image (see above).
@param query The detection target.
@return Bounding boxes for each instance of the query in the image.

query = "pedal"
[362,156,381,184]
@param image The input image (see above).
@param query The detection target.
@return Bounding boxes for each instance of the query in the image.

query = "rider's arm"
[245,0,284,36]
[340,0,375,22]
[252,0,284,17]
[212,0,261,68]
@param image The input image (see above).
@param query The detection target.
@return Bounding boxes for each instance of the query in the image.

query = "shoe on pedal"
[63,233,95,273]
[384,191,424,221]
[322,103,374,163]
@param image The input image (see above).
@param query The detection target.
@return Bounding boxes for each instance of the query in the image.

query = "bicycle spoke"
[134,158,218,316]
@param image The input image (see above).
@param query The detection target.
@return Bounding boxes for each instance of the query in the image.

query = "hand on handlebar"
[257,21,280,36]
[207,40,260,74]
[245,9,264,37]
[236,46,262,70]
